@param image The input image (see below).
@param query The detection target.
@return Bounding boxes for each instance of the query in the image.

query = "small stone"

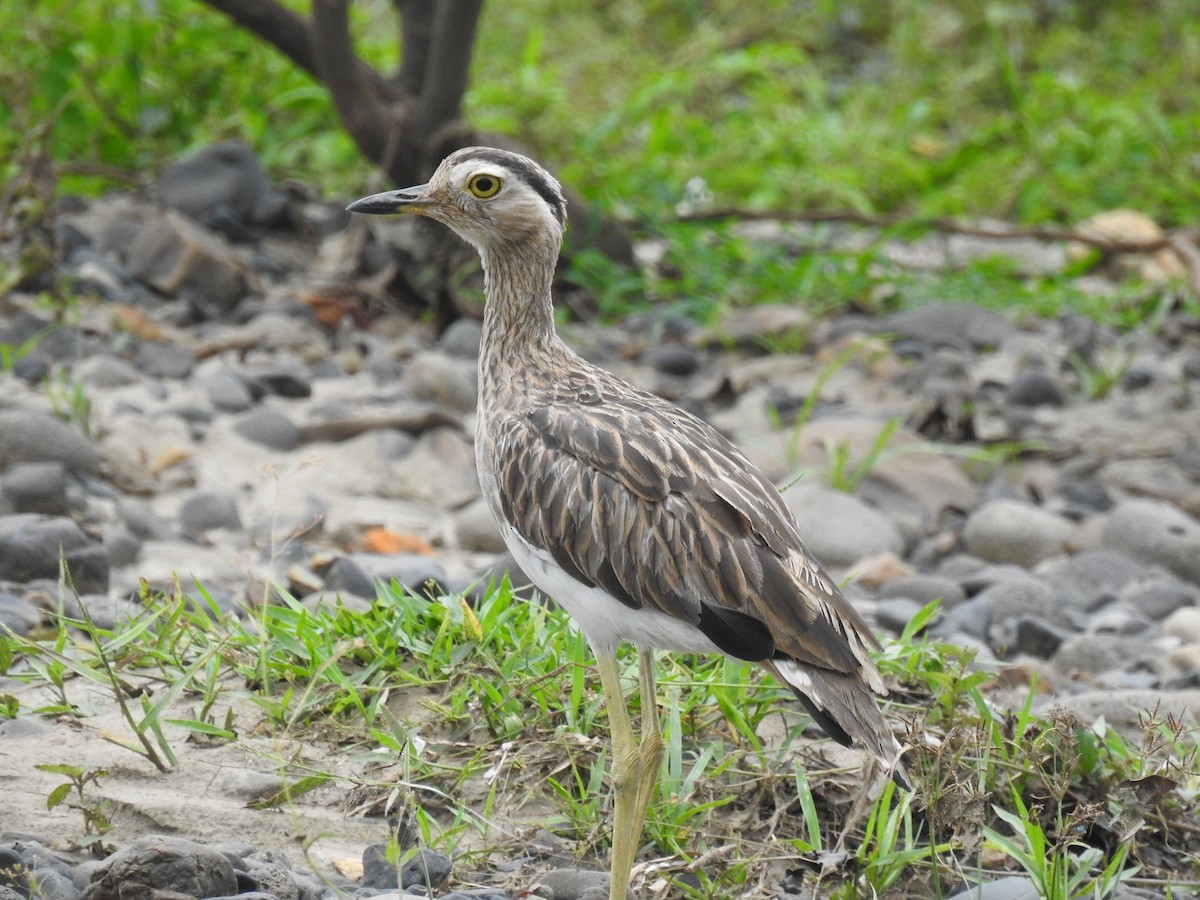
[233,407,301,451]
[159,140,274,229]
[978,578,1058,631]
[132,341,197,379]
[202,371,256,413]
[963,499,1073,568]
[179,491,242,536]
[80,835,238,900]
[0,462,68,515]
[352,553,447,600]
[102,522,142,568]
[400,351,478,413]
[360,844,396,889]
[875,597,924,632]
[0,411,99,475]
[1162,607,1200,644]
[640,343,700,377]
[1103,499,1200,585]
[0,515,108,593]
[245,861,299,900]
[884,302,1014,351]
[1010,616,1071,659]
[126,210,250,311]
[1005,367,1066,407]
[877,574,966,608]
[438,318,483,358]
[0,590,41,636]
[782,483,904,570]
[1119,575,1200,620]
[251,366,313,399]
[321,557,377,599]
[453,497,506,553]
[949,876,1040,899]
[400,849,451,890]
[528,868,634,900]
[74,355,144,388]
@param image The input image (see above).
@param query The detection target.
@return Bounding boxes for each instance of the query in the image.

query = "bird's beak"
[346,183,435,215]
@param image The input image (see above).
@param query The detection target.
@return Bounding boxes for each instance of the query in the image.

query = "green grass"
[3,583,1198,896]
[3,0,1197,330]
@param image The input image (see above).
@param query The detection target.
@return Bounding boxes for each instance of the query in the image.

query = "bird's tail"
[765,659,911,790]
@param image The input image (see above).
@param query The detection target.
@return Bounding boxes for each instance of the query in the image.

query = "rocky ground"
[2,141,1200,898]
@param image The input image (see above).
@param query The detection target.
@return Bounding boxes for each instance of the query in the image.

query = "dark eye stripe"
[467,148,568,226]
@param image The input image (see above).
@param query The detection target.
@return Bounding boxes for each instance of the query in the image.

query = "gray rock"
[1119,574,1200,620]
[962,499,1072,567]
[0,462,69,515]
[782,483,904,569]
[453,497,506,553]
[131,341,196,379]
[0,411,99,475]
[158,140,275,228]
[0,515,108,593]
[102,522,142,568]
[950,876,1040,899]
[1053,634,1158,677]
[401,351,478,413]
[885,302,1015,350]
[321,557,377,599]
[438,318,483,358]
[26,868,75,900]
[0,590,40,636]
[528,868,634,900]
[251,365,312,399]
[1163,607,1200,643]
[1040,549,1149,614]
[388,427,479,508]
[351,553,447,600]
[233,407,301,451]
[244,861,299,900]
[877,574,966,608]
[1005,367,1066,407]
[875,597,924,632]
[400,848,451,890]
[361,844,396,889]
[202,371,256,413]
[179,491,242,536]
[74,355,144,388]
[929,594,991,642]
[1102,498,1200,585]
[127,210,250,311]
[977,577,1057,631]
[1010,616,1071,658]
[80,835,238,900]
[641,343,700,377]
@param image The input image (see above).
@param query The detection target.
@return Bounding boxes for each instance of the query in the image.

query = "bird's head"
[347,147,568,254]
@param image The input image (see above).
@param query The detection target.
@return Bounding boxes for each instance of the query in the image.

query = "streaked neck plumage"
[476,229,566,409]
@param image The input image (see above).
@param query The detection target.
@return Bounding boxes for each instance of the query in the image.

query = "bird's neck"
[478,240,563,392]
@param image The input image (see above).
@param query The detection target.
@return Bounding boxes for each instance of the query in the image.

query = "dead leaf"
[361,527,435,555]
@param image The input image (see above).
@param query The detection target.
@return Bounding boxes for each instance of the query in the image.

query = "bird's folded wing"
[491,396,879,673]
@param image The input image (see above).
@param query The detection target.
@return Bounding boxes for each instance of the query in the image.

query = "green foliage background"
[3,0,1199,226]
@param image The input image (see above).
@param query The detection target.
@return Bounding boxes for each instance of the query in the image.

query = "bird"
[348,147,909,900]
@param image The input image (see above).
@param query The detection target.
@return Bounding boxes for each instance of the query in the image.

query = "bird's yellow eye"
[467,173,502,199]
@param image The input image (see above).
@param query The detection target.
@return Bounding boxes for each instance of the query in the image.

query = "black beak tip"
[346,194,398,215]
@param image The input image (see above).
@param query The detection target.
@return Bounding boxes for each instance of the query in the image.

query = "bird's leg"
[594,651,665,900]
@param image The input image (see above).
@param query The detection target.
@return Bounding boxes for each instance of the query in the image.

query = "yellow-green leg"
[595,650,665,900]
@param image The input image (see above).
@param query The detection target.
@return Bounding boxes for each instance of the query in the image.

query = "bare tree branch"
[310,0,412,181]
[395,0,434,97]
[409,0,483,146]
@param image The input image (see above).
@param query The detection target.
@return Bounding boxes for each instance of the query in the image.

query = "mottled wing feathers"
[492,386,878,677]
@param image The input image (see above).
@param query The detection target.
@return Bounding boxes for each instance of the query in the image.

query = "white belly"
[502,523,721,658]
